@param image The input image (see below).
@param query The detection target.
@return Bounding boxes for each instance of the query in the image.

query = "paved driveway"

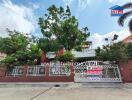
[0,87,132,100]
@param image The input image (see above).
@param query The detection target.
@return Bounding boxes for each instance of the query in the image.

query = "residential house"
[42,41,96,63]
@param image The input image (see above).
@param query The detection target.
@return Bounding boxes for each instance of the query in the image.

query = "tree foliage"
[0,31,41,68]
[2,45,41,68]
[38,5,90,51]
[38,38,59,53]
[57,51,75,62]
[118,2,132,33]
[95,42,128,62]
[0,32,29,55]
[127,43,132,58]
[95,35,129,62]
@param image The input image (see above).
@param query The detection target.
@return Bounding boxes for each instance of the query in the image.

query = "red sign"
[87,66,103,75]
[111,10,123,14]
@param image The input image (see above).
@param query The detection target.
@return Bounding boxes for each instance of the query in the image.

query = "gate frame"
[74,61,122,83]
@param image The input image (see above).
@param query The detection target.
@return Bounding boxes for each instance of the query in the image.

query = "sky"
[0,0,131,48]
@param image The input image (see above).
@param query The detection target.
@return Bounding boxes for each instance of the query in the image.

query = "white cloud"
[78,0,90,11]
[63,0,90,10]
[107,0,132,3]
[63,0,74,6]
[63,0,132,7]
[0,0,37,37]
[89,28,131,49]
[63,0,91,17]
[108,0,118,3]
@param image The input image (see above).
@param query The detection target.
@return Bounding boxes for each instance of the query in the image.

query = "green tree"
[38,38,59,53]
[0,31,29,55]
[38,5,90,51]
[95,42,128,62]
[118,2,132,33]
[95,35,128,62]
[0,31,41,68]
[127,43,132,58]
[57,51,75,62]
[2,50,37,67]
[104,34,119,45]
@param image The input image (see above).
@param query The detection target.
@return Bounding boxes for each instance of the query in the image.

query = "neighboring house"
[0,52,6,61]
[72,41,95,59]
[72,49,95,59]
[123,34,132,43]
[46,52,56,60]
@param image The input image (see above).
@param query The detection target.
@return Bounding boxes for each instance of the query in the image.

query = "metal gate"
[74,61,122,82]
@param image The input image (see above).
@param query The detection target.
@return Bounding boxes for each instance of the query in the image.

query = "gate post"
[0,67,6,77]
[23,65,28,77]
[70,64,74,81]
[119,59,132,83]
[45,65,49,77]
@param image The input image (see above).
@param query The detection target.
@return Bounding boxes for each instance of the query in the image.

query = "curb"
[122,83,132,89]
[1,82,132,88]
[0,82,74,88]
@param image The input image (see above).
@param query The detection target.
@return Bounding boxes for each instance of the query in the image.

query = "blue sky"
[0,0,131,48]
[7,0,126,34]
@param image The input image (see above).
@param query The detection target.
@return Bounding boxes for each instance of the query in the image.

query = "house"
[71,41,95,61]
[41,41,96,63]
[110,5,123,16]
[123,34,132,43]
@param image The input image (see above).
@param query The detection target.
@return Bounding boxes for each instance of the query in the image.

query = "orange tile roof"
[123,34,132,43]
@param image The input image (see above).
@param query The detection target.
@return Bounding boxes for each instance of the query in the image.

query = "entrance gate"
[74,61,122,82]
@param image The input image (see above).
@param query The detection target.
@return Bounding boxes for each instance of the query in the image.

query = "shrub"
[57,51,75,62]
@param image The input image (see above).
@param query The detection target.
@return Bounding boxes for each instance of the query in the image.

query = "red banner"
[87,66,103,75]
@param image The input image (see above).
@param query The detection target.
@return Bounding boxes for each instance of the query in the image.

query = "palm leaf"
[118,11,132,26]
[122,2,132,9]
[128,18,132,33]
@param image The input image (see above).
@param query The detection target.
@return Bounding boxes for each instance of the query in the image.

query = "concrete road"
[0,87,132,100]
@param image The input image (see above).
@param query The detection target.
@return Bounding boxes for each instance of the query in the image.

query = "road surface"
[0,86,132,100]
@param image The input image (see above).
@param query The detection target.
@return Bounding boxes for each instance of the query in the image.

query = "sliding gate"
[74,61,122,82]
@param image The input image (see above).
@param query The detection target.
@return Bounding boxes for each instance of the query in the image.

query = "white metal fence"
[6,64,71,77]
[6,66,24,77]
[27,65,45,76]
[49,63,71,76]
[6,61,122,83]
[74,61,122,82]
